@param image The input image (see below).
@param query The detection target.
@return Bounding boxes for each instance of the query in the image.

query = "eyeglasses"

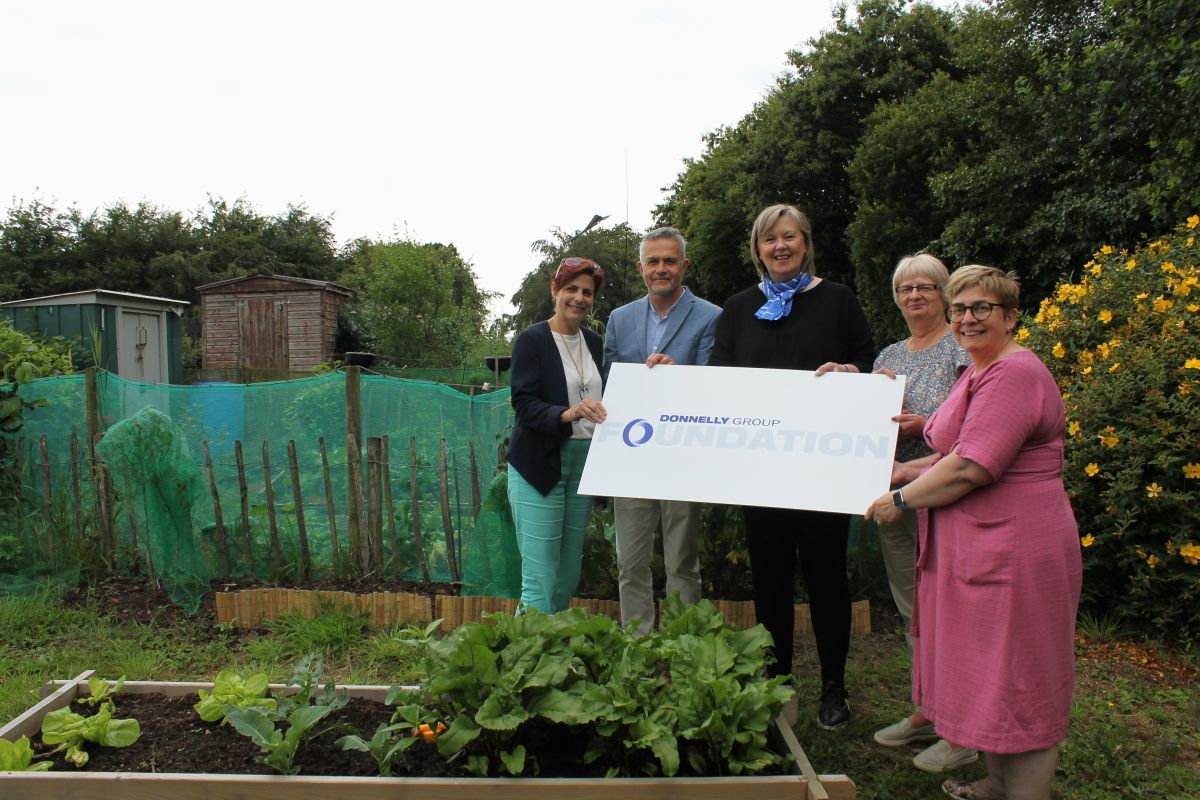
[895,283,940,296]
[554,257,600,282]
[946,302,1005,322]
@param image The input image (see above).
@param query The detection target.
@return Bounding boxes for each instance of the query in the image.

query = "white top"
[551,330,602,439]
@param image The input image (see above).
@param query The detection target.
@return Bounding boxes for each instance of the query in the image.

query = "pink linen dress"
[913,349,1082,753]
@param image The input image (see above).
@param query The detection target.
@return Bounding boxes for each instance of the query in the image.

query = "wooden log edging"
[214,589,871,637]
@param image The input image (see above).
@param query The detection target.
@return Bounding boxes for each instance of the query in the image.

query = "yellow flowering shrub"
[1023,218,1200,640]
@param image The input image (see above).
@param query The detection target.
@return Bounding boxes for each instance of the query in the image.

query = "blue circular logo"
[622,418,654,447]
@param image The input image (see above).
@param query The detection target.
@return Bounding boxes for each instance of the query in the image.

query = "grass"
[0,593,1196,798]
[0,594,426,724]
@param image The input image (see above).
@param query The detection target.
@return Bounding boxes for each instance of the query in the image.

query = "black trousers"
[742,506,851,686]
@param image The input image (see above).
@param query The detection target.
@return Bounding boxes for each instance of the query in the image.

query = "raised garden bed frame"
[1,670,855,800]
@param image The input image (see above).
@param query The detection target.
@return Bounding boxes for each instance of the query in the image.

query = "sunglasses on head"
[554,257,600,281]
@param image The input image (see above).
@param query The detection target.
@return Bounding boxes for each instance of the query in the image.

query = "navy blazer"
[604,287,722,367]
[506,320,606,496]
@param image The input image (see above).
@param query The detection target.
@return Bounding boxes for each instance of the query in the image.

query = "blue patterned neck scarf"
[755,272,814,321]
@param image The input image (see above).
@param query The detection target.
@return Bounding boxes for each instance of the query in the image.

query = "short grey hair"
[891,253,951,308]
[640,227,687,261]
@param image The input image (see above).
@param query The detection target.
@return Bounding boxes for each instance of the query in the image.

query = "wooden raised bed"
[0,671,855,800]
[214,588,872,636]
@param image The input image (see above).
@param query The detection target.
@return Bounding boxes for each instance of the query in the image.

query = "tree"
[657,0,959,312]
[343,238,495,367]
[0,196,347,306]
[509,222,642,333]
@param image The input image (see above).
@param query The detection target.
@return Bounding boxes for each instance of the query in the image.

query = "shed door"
[238,298,289,373]
[117,311,164,383]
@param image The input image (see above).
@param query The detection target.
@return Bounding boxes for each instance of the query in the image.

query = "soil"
[36,693,449,777]
[32,692,787,778]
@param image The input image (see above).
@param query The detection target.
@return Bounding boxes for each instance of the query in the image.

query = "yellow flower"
[1096,342,1111,359]
[1185,358,1200,370]
[1052,342,1066,358]
[1085,463,1099,477]
[1153,297,1173,313]
[1137,291,1150,300]
[1108,361,1120,373]
[1099,426,1119,447]
[1188,214,1200,229]
[1125,258,1136,270]
[1161,261,1177,274]
[1101,245,1114,254]
[1082,365,1094,375]
[1091,263,1103,277]
[1147,555,1160,569]
[1175,276,1198,296]
[1190,304,1200,313]
[1098,309,1113,324]
[1015,327,1030,341]
[1068,421,1081,436]
[1146,483,1162,498]
[1183,463,1200,479]
[1180,543,1200,565]
[1081,534,1096,548]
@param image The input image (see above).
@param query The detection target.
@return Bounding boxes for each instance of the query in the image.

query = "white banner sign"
[578,363,906,515]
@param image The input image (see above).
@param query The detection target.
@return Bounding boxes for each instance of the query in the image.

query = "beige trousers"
[877,508,917,654]
[613,497,701,635]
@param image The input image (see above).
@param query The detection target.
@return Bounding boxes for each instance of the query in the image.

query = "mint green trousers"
[507,438,592,613]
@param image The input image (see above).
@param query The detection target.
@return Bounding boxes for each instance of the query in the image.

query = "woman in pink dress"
[866,265,1082,800]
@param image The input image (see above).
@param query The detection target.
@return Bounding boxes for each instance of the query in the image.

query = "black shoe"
[816,681,850,730]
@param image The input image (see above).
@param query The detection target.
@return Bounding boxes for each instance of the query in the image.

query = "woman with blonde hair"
[710,203,875,729]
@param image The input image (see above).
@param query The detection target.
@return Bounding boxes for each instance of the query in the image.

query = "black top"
[709,279,875,371]
[505,320,606,496]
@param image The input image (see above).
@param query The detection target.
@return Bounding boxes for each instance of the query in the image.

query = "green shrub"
[1021,215,1200,641]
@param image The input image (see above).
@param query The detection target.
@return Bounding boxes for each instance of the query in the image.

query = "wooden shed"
[0,289,188,384]
[196,275,351,378]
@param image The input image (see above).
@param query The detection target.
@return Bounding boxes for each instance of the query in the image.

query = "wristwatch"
[892,488,912,511]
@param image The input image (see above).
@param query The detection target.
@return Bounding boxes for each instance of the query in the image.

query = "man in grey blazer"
[603,227,722,634]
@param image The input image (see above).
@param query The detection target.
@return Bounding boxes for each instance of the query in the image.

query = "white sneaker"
[913,739,979,773]
[874,717,938,746]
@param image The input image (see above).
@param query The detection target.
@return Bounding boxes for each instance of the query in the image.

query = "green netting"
[95,407,208,611]
[0,369,520,608]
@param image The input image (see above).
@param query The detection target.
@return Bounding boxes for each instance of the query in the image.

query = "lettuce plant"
[0,736,52,772]
[41,700,141,767]
[195,670,277,723]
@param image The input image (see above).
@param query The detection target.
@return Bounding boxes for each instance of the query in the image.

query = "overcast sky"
[2,1,950,315]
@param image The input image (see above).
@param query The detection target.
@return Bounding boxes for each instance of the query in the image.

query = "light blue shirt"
[644,295,683,356]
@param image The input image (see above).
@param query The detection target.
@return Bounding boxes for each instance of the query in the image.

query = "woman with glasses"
[869,255,975,773]
[866,266,1081,800]
[709,204,875,730]
[506,257,608,613]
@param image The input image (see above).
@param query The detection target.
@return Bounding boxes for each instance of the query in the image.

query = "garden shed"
[0,289,187,384]
[196,274,351,379]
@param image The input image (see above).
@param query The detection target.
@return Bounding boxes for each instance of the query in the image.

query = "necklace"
[551,320,589,402]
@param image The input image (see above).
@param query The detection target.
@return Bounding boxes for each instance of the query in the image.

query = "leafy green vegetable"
[0,736,52,772]
[83,675,126,707]
[195,670,277,723]
[407,597,792,778]
[41,699,141,767]
[336,698,426,777]
[226,654,348,774]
